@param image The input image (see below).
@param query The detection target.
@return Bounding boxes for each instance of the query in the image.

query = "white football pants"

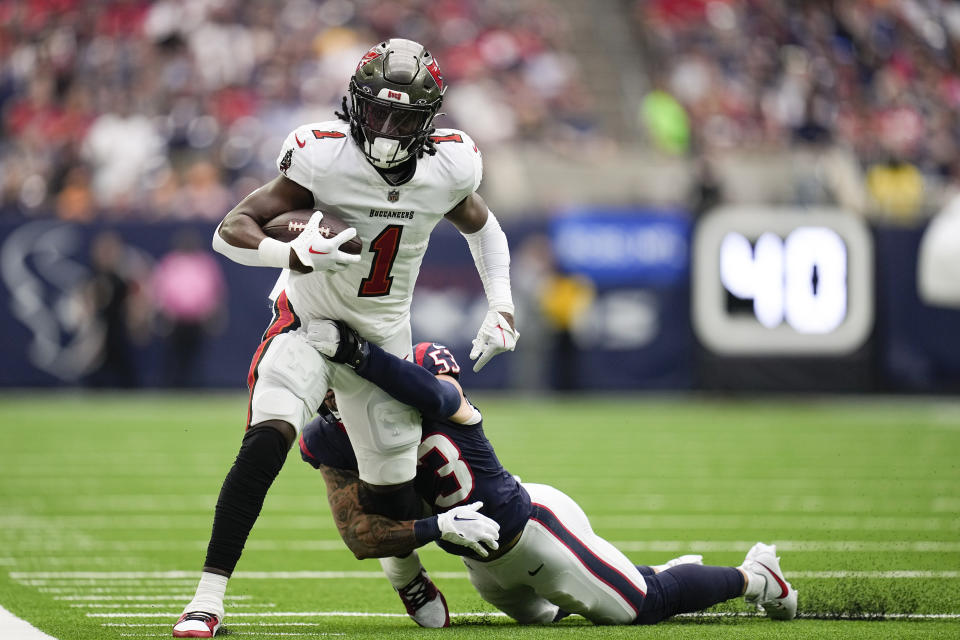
[461,483,647,625]
[247,291,420,485]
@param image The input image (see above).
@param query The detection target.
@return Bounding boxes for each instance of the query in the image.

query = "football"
[262,209,363,255]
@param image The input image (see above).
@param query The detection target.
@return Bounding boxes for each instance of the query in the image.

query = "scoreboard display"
[692,207,874,356]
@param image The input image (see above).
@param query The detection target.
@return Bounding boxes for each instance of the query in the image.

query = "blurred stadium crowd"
[637,0,960,219]
[0,0,589,221]
[641,0,959,165]
[0,0,958,221]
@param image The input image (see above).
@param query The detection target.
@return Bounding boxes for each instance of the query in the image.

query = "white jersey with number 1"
[270,119,482,345]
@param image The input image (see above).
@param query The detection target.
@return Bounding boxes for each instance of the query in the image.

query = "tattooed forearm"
[346,512,418,559]
[319,466,419,559]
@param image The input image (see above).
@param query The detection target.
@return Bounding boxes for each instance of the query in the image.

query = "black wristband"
[331,320,368,369]
[413,516,441,545]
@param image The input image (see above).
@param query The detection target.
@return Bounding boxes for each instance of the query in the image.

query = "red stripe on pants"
[245,291,297,429]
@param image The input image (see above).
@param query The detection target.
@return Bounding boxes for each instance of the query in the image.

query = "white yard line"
[611,540,960,553]
[16,579,198,587]
[3,540,348,552]
[4,513,958,531]
[45,590,197,596]
[102,622,335,627]
[118,634,344,638]
[4,558,145,568]
[15,576,198,581]
[589,515,960,531]
[791,570,960,579]
[41,587,197,594]
[88,610,960,621]
[88,611,486,618]
[71,603,274,608]
[14,569,960,581]
[0,604,59,640]
[9,539,960,553]
[686,612,960,620]
[54,594,252,601]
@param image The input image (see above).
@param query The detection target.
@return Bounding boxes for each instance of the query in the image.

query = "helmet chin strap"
[367,136,410,168]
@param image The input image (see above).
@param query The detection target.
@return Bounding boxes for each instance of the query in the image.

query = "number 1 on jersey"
[358,224,403,297]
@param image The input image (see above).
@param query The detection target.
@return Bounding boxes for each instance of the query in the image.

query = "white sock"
[379,553,423,589]
[183,571,228,618]
[743,570,766,599]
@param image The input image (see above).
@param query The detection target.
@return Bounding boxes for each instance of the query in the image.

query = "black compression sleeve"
[203,426,289,575]
[354,342,462,418]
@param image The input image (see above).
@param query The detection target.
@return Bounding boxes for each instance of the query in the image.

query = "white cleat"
[173,611,221,637]
[740,542,798,620]
[396,569,450,628]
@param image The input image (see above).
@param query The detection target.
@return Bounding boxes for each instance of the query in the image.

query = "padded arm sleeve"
[212,222,259,266]
[211,222,290,268]
[462,211,514,314]
[355,342,462,418]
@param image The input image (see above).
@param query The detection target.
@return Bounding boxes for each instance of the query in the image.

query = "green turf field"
[1,393,958,639]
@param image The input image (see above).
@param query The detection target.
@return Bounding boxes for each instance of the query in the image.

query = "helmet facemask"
[349,80,441,168]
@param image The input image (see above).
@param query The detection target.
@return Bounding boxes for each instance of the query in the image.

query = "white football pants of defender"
[249,320,420,485]
[461,483,648,625]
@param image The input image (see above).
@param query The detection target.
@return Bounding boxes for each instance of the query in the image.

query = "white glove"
[289,211,361,273]
[306,319,340,358]
[436,501,500,557]
[469,309,518,372]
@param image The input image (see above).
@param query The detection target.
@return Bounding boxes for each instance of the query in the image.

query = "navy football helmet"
[414,342,461,379]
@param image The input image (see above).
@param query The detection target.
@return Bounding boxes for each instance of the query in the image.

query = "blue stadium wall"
[0,212,958,392]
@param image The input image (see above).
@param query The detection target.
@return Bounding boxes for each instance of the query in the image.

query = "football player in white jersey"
[174,39,519,638]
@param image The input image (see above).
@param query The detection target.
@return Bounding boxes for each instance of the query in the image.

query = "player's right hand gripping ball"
[289,211,361,273]
[470,310,519,372]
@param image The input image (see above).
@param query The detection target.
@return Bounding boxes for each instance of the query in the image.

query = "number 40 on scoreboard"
[692,207,874,356]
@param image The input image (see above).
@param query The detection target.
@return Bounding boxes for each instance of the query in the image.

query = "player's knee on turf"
[513,605,560,625]
[472,584,558,625]
[250,333,330,432]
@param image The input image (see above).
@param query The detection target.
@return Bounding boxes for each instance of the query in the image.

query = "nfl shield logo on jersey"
[387,189,400,202]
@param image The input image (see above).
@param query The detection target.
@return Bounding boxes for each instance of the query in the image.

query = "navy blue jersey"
[300,409,532,557]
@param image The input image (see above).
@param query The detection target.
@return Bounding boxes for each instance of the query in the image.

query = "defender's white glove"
[436,501,500,557]
[470,309,518,372]
[306,318,368,369]
[289,211,361,273]
[306,319,341,358]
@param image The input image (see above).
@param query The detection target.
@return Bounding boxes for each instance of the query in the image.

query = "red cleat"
[173,611,221,637]
[396,569,450,627]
